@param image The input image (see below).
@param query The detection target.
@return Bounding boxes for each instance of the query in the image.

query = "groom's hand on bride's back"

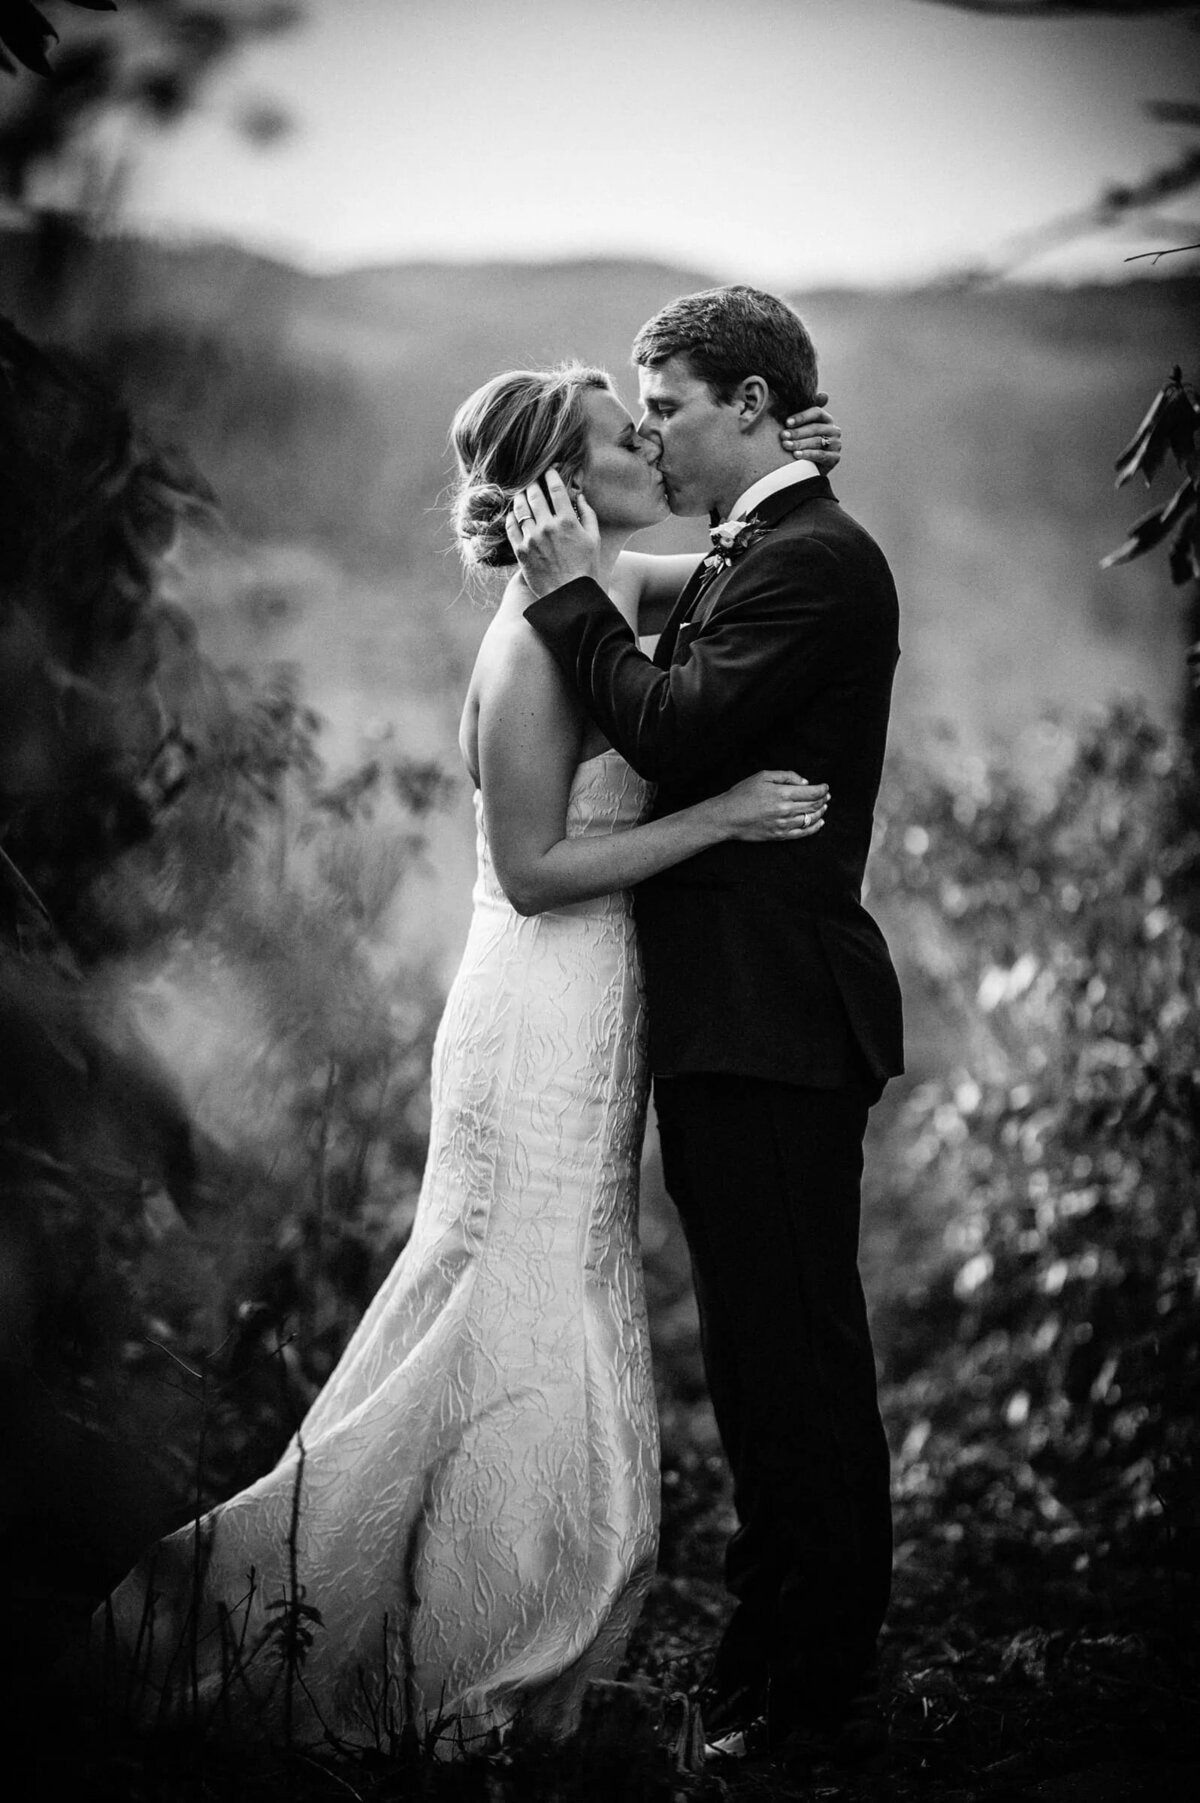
[506,468,601,598]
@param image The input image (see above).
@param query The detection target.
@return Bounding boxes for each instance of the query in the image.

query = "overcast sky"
[123,0,1200,286]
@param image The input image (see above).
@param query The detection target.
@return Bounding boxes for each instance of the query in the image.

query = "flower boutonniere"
[702,514,769,576]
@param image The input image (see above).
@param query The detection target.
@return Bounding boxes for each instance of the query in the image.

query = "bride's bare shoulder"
[474,582,559,676]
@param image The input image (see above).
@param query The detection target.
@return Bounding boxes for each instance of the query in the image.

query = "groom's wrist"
[523,576,613,629]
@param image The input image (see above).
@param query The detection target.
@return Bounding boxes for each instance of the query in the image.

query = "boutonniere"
[702,514,769,575]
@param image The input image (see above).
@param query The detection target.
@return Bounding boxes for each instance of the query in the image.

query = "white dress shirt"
[726,458,821,524]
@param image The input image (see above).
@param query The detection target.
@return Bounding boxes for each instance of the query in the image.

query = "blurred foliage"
[0,0,301,315]
[607,715,1200,1803]
[948,129,1200,286]
[92,319,390,550]
[918,3,1199,21]
[916,5,1200,289]
[866,701,1200,1599]
[0,317,450,1646]
[77,660,448,1504]
[626,701,1200,1792]
[1,3,115,79]
[0,315,214,887]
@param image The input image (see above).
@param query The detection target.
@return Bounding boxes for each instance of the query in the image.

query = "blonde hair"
[449,362,611,568]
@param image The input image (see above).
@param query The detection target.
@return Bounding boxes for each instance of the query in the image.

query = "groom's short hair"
[633,284,818,424]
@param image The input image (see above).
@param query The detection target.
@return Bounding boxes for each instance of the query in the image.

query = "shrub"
[871,703,1200,1589]
[0,321,449,1595]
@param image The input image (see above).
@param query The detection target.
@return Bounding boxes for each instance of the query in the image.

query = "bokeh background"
[7,0,1198,969]
[1,1,1199,1793]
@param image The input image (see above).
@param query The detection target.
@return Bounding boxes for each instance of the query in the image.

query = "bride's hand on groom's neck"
[506,468,602,599]
[780,394,842,471]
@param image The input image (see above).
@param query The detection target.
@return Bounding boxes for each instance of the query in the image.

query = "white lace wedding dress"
[99,749,659,1751]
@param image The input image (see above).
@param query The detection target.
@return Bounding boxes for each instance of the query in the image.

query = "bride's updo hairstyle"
[450,363,612,569]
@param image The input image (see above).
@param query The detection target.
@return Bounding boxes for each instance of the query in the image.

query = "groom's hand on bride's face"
[506,468,602,598]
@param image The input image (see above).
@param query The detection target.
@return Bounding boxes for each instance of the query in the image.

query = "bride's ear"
[734,375,771,431]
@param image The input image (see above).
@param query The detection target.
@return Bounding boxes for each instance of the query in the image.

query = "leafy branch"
[944,135,1200,284]
[913,3,1197,16]
[1102,368,1200,701]
[0,0,301,310]
[1102,368,1200,585]
[0,1,115,80]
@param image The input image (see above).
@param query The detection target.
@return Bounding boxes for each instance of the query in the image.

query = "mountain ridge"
[2,226,1196,750]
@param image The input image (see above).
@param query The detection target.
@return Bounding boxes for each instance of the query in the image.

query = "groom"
[512,284,903,1767]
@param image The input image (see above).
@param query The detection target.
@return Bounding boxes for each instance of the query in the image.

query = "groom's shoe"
[697,1670,768,1740]
[696,1614,771,1740]
[703,1713,769,1767]
[767,1671,889,1774]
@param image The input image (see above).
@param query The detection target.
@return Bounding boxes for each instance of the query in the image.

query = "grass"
[624,1382,1200,1802]
[11,1331,1194,1802]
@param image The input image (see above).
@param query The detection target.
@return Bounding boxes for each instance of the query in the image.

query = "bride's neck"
[502,526,631,621]
[592,527,630,592]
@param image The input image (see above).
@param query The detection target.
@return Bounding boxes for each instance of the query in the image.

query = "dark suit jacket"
[524,474,904,1089]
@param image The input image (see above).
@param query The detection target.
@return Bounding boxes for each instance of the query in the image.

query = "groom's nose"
[636,415,661,457]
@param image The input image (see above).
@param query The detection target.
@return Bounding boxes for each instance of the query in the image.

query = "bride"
[94,363,838,1751]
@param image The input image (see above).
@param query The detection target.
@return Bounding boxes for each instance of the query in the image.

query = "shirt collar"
[728,458,821,523]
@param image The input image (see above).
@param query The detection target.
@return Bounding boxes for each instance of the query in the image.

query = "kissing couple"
[96,283,904,1775]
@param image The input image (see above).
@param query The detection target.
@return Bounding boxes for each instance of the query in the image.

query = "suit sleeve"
[523,538,843,786]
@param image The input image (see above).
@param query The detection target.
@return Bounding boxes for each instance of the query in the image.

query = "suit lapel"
[654,556,714,668]
[656,475,836,661]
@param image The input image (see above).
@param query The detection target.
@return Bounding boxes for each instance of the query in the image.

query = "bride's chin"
[610,493,671,536]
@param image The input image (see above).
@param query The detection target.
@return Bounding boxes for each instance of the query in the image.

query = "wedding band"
[820,436,828,449]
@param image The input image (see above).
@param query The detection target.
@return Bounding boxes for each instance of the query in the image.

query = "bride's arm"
[478,618,826,917]
[613,551,703,637]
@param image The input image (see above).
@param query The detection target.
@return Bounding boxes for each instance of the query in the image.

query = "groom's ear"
[732,375,772,432]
